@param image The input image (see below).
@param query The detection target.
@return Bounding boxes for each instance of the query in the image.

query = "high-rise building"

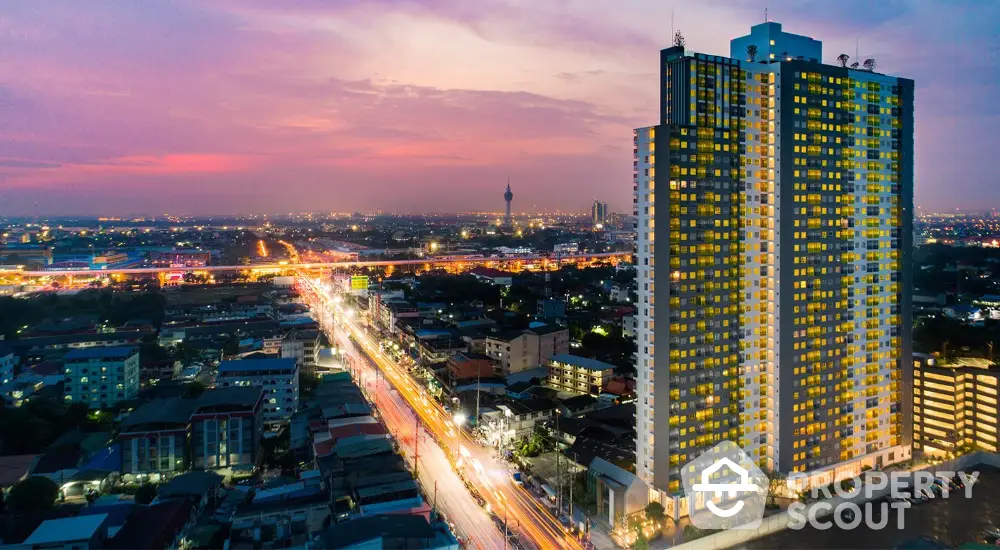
[592,200,608,226]
[504,182,514,228]
[634,21,913,519]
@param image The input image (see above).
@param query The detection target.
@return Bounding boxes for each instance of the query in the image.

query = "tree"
[644,501,665,524]
[862,58,877,72]
[764,469,787,508]
[837,53,850,68]
[135,483,157,505]
[672,30,685,48]
[222,334,240,357]
[632,529,649,550]
[6,477,59,513]
[746,44,758,62]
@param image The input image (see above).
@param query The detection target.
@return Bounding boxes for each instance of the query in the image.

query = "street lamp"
[453,412,468,427]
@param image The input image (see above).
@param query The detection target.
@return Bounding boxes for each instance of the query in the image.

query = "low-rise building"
[485,324,569,377]
[190,386,264,471]
[217,357,299,428]
[469,267,514,286]
[445,352,494,388]
[480,397,557,448]
[0,350,15,385]
[118,386,264,478]
[281,329,321,374]
[63,346,140,409]
[120,399,196,477]
[913,354,1000,455]
[535,299,566,320]
[23,514,109,550]
[547,354,616,396]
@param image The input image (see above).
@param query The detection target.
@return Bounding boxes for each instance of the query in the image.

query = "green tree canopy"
[7,477,59,513]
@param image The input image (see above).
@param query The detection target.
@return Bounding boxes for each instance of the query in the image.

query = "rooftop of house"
[194,386,262,410]
[469,266,514,278]
[157,471,223,499]
[63,346,138,361]
[0,454,38,486]
[106,498,194,550]
[499,396,557,416]
[550,353,615,372]
[566,437,635,470]
[449,351,493,363]
[33,450,83,474]
[23,514,107,545]
[217,357,297,374]
[317,511,445,549]
[121,399,199,430]
[561,394,599,412]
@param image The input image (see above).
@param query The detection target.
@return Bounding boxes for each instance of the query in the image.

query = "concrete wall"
[668,452,1000,550]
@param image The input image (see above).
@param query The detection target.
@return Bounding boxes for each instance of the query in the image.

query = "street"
[298,274,584,550]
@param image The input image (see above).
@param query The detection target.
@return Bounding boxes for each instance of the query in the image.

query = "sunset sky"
[1,0,997,216]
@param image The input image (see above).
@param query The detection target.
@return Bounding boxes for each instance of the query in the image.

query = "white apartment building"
[63,346,140,409]
[217,357,299,429]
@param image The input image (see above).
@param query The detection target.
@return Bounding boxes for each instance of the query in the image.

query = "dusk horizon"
[2,0,998,216]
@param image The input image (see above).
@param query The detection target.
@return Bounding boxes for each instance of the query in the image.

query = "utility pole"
[504,499,508,550]
[414,415,420,474]
[475,370,481,427]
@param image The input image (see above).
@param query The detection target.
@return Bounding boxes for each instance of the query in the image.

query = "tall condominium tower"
[592,200,608,226]
[634,22,913,519]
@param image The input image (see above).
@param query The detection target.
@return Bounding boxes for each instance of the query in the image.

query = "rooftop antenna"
[765,7,768,22]
[855,37,859,61]
[671,8,674,39]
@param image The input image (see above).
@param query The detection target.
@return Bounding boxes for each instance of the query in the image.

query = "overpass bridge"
[12,252,631,278]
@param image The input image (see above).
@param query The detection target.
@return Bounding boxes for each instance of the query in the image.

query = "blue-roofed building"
[64,346,139,409]
[547,354,616,396]
[217,358,298,428]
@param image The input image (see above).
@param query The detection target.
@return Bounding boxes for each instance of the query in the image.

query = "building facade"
[217,357,299,429]
[190,386,264,470]
[63,346,140,408]
[281,329,321,374]
[485,325,570,377]
[547,354,615,396]
[0,351,14,385]
[913,354,999,455]
[592,200,609,226]
[635,22,913,517]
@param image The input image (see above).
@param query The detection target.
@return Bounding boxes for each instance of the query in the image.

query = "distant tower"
[504,181,513,228]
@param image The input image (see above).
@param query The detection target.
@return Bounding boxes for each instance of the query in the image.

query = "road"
[299,275,584,550]
[17,251,628,277]
[337,324,505,549]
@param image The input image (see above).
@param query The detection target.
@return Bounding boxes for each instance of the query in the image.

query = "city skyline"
[1,0,997,216]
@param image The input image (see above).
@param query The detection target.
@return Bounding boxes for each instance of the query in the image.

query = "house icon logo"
[681,441,767,530]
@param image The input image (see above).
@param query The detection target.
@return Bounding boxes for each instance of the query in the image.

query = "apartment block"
[547,354,615,396]
[913,354,999,455]
[63,346,140,409]
[635,21,913,518]
[217,357,299,429]
[485,324,569,377]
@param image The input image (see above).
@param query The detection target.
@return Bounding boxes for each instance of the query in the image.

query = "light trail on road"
[16,252,628,277]
[299,274,584,550]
